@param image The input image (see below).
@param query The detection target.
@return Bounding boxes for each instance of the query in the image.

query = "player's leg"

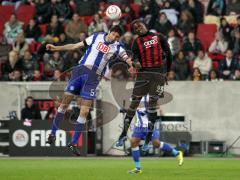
[116,94,142,146]
[117,73,147,146]
[144,73,165,150]
[128,126,148,173]
[152,131,183,166]
[68,98,92,156]
[47,93,74,144]
[143,95,159,150]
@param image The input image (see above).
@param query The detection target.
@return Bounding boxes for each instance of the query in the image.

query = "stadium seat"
[39,61,44,74]
[212,61,219,71]
[82,16,93,26]
[196,24,217,51]
[39,24,47,36]
[130,3,141,17]
[29,42,37,53]
[189,61,194,72]
[16,5,36,25]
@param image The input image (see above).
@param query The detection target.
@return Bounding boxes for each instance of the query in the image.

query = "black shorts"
[132,70,166,98]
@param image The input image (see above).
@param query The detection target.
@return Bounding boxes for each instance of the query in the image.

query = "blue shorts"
[65,65,100,99]
[132,127,160,140]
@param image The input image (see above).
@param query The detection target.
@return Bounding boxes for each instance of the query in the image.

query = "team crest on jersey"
[96,42,110,53]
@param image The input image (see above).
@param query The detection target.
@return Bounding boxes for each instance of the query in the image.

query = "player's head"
[131,19,148,36]
[107,25,123,42]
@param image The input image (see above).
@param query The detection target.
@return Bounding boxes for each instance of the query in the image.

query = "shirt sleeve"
[117,45,129,61]
[84,33,97,46]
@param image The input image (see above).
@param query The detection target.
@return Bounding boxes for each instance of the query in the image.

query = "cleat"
[68,143,81,156]
[177,151,184,166]
[141,143,149,152]
[128,168,142,174]
[116,136,127,147]
[46,134,56,145]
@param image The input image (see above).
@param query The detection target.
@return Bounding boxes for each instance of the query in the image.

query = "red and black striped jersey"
[132,32,172,72]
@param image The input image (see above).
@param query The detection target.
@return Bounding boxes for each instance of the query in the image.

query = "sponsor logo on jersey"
[144,36,158,48]
[96,42,110,53]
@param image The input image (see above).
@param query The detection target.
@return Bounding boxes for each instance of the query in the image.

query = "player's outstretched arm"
[46,42,85,51]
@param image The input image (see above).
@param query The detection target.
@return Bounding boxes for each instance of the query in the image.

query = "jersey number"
[96,42,110,54]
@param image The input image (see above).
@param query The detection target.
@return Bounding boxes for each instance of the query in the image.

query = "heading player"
[46,25,133,156]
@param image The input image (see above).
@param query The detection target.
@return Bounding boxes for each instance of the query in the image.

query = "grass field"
[0,157,239,180]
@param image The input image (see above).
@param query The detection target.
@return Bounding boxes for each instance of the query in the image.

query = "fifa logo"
[96,42,110,53]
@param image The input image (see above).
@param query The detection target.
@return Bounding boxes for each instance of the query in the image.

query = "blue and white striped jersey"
[79,32,128,75]
[135,96,149,128]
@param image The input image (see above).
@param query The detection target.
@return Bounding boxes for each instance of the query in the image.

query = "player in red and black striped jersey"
[116,19,173,148]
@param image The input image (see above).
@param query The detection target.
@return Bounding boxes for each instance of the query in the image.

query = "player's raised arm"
[46,41,85,51]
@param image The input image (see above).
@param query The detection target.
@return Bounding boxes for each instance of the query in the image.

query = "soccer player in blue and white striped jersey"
[46,26,133,156]
[128,95,183,174]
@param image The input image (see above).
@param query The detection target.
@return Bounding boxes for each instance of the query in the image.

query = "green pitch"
[0,158,239,180]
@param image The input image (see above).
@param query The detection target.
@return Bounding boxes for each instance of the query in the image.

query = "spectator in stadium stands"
[120,3,135,22]
[153,12,173,36]
[75,0,98,16]
[10,32,29,58]
[120,32,133,51]
[2,52,21,80]
[218,49,239,80]
[8,69,23,81]
[65,13,88,43]
[45,97,61,121]
[3,14,23,44]
[233,16,240,34]
[139,0,160,28]
[191,67,202,81]
[57,33,68,46]
[229,31,240,55]
[30,69,46,81]
[226,0,240,15]
[50,0,72,22]
[36,0,52,24]
[167,29,181,56]
[209,32,228,55]
[44,51,64,76]
[193,50,212,80]
[207,69,220,81]
[63,50,81,71]
[182,31,202,56]
[182,0,203,23]
[207,0,226,16]
[38,35,54,60]
[219,17,233,43]
[171,51,191,80]
[25,18,42,42]
[88,13,108,36]
[48,69,65,81]
[21,96,42,121]
[233,69,240,80]
[46,15,64,38]
[21,50,39,77]
[167,70,176,81]
[159,0,179,25]
[177,10,195,38]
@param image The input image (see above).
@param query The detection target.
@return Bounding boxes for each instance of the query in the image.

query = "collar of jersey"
[104,33,115,45]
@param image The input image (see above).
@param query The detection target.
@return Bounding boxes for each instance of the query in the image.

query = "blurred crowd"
[0,0,239,82]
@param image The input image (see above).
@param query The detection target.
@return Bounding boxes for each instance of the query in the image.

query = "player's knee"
[80,107,90,118]
[130,139,139,147]
[152,140,160,148]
